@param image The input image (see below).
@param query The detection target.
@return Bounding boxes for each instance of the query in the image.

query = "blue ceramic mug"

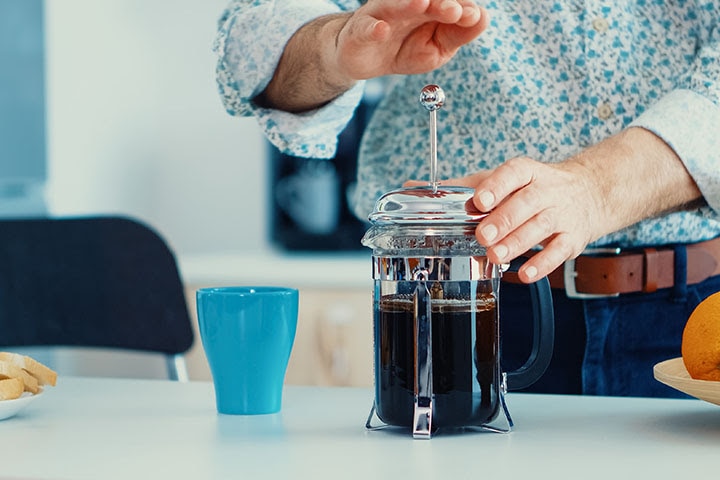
[196,286,298,415]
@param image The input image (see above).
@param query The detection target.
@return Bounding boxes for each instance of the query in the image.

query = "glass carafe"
[362,185,555,438]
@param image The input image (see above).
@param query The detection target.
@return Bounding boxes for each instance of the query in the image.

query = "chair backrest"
[0,216,194,380]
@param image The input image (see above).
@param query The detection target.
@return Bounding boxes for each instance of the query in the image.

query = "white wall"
[44,0,268,257]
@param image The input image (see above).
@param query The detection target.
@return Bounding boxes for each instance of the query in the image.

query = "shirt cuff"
[215,1,344,117]
[256,81,366,158]
[629,89,720,215]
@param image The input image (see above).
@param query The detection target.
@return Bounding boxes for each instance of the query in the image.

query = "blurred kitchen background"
[42,0,267,253]
[2,0,377,386]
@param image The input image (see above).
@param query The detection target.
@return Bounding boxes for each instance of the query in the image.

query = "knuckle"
[552,235,580,261]
[512,228,588,279]
[502,157,528,176]
[503,233,526,255]
[531,247,567,276]
[491,210,514,233]
[533,210,556,237]
[520,184,544,209]
[492,157,536,194]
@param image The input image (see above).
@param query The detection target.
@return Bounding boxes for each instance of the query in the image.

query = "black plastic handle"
[505,257,555,391]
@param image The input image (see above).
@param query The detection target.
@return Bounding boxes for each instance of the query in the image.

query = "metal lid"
[367,185,487,225]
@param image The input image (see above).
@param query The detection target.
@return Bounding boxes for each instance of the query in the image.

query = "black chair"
[0,215,194,381]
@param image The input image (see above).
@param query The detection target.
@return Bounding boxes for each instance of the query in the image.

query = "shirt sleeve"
[213,0,365,159]
[629,24,720,218]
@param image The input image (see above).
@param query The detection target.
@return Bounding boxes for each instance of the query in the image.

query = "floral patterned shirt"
[214,0,720,247]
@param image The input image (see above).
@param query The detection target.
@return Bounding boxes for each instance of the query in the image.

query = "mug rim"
[196,286,298,297]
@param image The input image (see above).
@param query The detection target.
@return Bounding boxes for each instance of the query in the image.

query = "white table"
[2,377,718,479]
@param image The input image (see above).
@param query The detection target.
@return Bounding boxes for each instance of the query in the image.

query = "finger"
[514,234,580,283]
[473,157,535,211]
[478,206,558,263]
[426,0,483,26]
[456,2,487,28]
[365,0,430,16]
[425,0,464,22]
[434,8,488,49]
[442,171,492,187]
[475,178,548,246]
[344,14,388,43]
[403,180,426,187]
[403,171,490,188]
[402,179,459,188]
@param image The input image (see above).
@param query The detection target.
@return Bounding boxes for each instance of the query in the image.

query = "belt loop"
[642,247,659,293]
[672,244,688,302]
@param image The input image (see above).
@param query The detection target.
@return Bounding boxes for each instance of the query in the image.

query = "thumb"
[403,172,490,188]
[344,13,389,43]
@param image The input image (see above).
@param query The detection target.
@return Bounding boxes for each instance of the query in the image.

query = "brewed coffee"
[374,284,500,430]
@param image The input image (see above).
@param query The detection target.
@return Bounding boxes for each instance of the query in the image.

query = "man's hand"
[455,157,605,283]
[259,0,488,112]
[336,0,489,80]
[441,127,703,283]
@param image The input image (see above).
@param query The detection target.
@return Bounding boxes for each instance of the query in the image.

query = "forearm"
[567,126,704,242]
[255,13,357,113]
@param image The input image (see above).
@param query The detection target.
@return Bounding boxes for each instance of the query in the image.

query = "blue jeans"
[499,248,720,398]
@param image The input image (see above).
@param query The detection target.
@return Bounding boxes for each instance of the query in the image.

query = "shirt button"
[597,103,613,120]
[592,17,609,33]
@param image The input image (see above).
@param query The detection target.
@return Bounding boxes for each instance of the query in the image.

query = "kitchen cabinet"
[288,288,374,387]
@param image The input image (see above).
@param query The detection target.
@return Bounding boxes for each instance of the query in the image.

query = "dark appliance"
[269,86,382,251]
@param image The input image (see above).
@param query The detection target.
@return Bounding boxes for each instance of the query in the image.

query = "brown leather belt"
[503,237,720,299]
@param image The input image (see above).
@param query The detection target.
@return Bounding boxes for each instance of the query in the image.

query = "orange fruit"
[682,291,720,381]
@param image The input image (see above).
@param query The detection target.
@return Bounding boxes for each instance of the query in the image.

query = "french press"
[362,85,555,438]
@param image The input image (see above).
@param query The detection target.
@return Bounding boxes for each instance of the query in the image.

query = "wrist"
[565,128,702,240]
[257,13,357,113]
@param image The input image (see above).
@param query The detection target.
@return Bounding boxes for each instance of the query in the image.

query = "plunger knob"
[419,85,445,111]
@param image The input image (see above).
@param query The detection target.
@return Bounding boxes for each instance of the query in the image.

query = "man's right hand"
[336,0,489,80]
[258,0,489,113]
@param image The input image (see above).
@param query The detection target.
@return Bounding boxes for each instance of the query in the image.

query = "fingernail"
[440,0,456,10]
[524,266,538,280]
[481,223,498,242]
[463,6,480,19]
[493,244,508,261]
[477,190,494,210]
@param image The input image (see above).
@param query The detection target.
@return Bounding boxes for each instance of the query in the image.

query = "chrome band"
[371,256,500,282]
[412,279,433,439]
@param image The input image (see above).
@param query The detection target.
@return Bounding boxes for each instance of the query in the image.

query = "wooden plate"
[654,357,720,406]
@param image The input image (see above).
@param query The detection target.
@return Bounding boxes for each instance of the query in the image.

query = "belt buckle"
[563,247,622,299]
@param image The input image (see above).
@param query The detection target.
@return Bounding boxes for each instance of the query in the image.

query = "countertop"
[179,250,371,289]
[2,377,718,479]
